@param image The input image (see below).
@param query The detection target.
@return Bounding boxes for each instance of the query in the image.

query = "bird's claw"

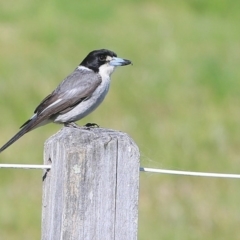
[84,123,99,129]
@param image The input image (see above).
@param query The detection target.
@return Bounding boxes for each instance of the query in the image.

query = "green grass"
[1,0,240,239]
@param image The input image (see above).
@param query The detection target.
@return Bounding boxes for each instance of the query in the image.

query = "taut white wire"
[0,164,239,179]
[0,164,51,169]
[140,167,240,179]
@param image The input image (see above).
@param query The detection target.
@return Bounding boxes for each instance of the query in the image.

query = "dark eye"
[99,55,105,61]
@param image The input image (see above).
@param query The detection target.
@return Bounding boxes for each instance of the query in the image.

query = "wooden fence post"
[41,127,140,240]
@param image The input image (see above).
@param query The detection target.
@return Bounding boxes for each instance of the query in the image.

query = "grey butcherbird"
[0,49,132,152]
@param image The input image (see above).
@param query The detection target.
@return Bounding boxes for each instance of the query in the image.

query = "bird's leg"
[84,123,99,128]
[64,122,80,128]
[64,122,99,130]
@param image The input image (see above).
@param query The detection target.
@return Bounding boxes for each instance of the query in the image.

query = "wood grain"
[41,127,140,240]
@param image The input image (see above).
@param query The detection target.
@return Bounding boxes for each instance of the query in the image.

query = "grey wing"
[21,69,101,128]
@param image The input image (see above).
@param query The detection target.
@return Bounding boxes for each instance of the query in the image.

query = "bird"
[0,49,132,153]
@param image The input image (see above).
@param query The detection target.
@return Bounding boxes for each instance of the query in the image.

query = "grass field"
[1,0,240,239]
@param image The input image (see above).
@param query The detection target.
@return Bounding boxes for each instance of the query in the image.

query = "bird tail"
[0,115,46,153]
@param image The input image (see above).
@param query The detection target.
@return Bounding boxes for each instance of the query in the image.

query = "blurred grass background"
[1,0,240,239]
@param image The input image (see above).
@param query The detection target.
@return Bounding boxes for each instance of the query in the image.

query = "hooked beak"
[109,57,132,66]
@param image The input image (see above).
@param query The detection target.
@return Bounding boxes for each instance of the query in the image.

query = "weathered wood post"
[41,127,140,240]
